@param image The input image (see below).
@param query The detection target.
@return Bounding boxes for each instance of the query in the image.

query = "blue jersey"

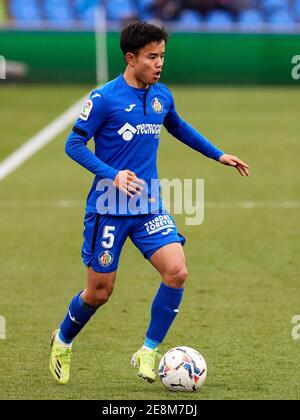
[66,74,223,215]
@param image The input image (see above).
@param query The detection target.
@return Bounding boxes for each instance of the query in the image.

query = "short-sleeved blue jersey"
[66,74,223,215]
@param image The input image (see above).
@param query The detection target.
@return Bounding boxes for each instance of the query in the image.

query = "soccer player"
[49,21,249,385]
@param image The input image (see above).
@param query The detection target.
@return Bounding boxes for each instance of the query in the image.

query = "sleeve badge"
[80,99,93,121]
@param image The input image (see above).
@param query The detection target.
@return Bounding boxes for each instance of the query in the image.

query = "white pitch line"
[0,200,84,208]
[205,201,300,209]
[0,200,299,209]
[0,93,89,181]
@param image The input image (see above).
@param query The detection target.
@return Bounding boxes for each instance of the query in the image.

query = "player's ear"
[125,52,136,67]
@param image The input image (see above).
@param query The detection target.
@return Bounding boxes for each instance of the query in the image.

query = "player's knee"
[90,287,112,308]
[85,268,116,308]
[175,266,188,288]
[163,265,188,288]
[84,283,114,308]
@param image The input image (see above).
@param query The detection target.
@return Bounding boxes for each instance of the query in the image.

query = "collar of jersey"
[120,74,151,98]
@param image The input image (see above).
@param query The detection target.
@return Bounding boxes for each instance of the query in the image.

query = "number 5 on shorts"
[101,226,116,249]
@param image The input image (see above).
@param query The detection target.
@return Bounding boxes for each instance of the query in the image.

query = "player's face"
[134,41,166,86]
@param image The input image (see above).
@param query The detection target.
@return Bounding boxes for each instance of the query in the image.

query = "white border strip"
[0,93,89,181]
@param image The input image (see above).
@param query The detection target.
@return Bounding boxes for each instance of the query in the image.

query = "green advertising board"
[0,30,299,84]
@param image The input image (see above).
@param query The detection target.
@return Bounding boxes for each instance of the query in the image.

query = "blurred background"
[1,0,300,30]
[0,0,300,83]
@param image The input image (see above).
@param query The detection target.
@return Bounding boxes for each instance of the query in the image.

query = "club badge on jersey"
[152,97,163,114]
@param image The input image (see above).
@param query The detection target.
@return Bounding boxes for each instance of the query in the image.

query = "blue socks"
[144,336,160,350]
[145,282,184,348]
[59,291,96,344]
[58,283,184,348]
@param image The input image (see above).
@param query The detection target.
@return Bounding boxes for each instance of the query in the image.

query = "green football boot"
[49,329,72,385]
[131,347,161,383]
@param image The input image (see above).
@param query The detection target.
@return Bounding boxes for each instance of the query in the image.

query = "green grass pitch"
[0,84,299,400]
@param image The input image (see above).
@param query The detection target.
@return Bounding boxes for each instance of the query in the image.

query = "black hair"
[120,21,169,56]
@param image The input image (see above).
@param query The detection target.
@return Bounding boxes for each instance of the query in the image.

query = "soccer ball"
[158,346,207,392]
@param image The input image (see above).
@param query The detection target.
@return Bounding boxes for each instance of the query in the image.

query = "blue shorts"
[82,210,186,273]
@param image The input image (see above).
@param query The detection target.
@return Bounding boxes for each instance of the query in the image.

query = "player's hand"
[219,154,250,177]
[113,170,145,197]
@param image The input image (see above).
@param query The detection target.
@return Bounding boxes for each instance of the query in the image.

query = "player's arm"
[65,93,118,180]
[65,93,144,195]
[163,94,250,177]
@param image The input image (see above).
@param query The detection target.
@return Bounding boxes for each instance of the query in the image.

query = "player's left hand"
[219,154,250,177]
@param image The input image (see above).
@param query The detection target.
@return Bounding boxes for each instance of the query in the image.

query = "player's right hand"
[113,170,145,197]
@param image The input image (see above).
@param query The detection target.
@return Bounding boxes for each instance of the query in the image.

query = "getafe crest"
[98,250,114,268]
[151,97,163,114]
